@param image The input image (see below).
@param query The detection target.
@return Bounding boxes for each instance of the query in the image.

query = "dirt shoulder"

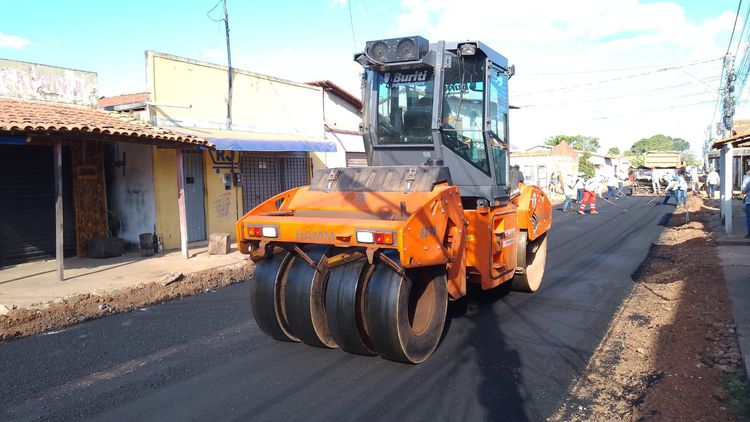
[552,195,748,421]
[0,262,254,342]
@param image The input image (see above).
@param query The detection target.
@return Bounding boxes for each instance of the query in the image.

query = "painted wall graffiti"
[0,59,98,107]
[209,150,239,173]
[214,191,232,220]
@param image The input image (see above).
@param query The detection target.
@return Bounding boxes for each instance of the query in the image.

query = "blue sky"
[0,0,743,153]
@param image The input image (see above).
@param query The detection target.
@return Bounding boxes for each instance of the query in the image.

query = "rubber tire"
[284,246,337,348]
[325,259,377,356]
[250,252,300,342]
[512,231,548,293]
[365,253,448,364]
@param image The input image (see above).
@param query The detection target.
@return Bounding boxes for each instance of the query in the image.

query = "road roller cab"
[236,36,552,363]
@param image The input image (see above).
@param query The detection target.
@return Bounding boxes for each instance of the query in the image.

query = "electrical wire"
[727,0,744,55]
[516,57,721,77]
[734,1,750,57]
[592,100,715,121]
[347,0,357,51]
[516,80,719,108]
[207,0,225,22]
[515,57,721,96]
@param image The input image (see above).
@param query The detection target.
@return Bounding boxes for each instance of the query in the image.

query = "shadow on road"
[447,283,529,421]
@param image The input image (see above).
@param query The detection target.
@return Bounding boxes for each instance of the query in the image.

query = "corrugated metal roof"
[164,126,335,152]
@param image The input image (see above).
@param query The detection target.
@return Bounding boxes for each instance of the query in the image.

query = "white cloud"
[393,0,734,153]
[0,32,31,49]
[203,48,225,61]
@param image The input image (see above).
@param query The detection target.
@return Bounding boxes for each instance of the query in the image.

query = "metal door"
[240,153,309,212]
[0,145,76,266]
[345,152,368,167]
[182,150,206,242]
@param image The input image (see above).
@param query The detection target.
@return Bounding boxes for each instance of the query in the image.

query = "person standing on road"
[651,167,661,194]
[562,174,575,212]
[690,167,700,195]
[549,172,558,195]
[575,173,585,203]
[742,170,750,237]
[662,175,679,205]
[707,168,720,199]
[606,174,619,200]
[579,175,601,215]
[675,172,688,209]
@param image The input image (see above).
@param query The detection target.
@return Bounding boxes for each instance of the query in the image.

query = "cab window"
[442,56,489,175]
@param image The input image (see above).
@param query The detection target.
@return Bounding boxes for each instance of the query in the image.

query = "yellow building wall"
[146,51,324,138]
[203,150,243,239]
[152,147,180,250]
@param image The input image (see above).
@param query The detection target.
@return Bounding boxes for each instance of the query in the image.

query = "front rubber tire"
[325,259,377,356]
[250,252,300,342]
[284,246,337,348]
[365,253,448,364]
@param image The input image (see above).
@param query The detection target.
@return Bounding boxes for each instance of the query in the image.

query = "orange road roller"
[236,36,552,363]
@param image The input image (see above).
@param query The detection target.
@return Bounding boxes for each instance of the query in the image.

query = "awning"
[164,126,336,152]
[326,130,365,153]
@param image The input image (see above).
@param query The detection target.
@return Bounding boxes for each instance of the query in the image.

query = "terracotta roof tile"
[98,92,150,108]
[732,119,750,136]
[0,97,212,147]
[307,80,363,110]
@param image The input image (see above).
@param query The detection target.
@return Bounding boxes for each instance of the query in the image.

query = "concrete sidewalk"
[0,242,248,309]
[707,198,750,382]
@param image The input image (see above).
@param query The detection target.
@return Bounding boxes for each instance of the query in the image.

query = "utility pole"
[720,53,735,234]
[223,0,233,130]
[722,53,735,138]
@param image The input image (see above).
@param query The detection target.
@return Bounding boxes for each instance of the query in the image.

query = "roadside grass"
[724,375,749,417]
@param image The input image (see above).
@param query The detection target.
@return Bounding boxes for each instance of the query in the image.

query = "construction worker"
[662,175,677,205]
[562,174,575,212]
[579,175,601,215]
[651,167,660,194]
[574,173,585,203]
[675,172,688,208]
[662,174,687,207]
[742,170,750,237]
[707,168,720,199]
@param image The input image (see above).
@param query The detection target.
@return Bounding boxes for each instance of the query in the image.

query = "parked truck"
[236,36,552,363]
[633,151,684,195]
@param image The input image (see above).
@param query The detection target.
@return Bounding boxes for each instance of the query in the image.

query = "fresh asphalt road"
[0,194,674,421]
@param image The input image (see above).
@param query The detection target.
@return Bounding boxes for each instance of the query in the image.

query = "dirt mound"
[0,262,254,342]
[552,195,746,421]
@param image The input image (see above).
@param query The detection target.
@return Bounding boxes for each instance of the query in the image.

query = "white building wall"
[109,143,157,246]
[324,92,361,132]
[313,89,364,169]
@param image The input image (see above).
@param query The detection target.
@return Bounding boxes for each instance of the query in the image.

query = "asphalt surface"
[0,194,674,422]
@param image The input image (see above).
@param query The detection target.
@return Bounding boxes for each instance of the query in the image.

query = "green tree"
[606,147,620,156]
[625,154,644,169]
[672,138,690,152]
[545,134,600,153]
[682,152,702,167]
[628,134,689,155]
[579,152,595,178]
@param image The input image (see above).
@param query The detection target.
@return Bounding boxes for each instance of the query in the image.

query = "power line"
[516,77,719,108]
[347,0,357,51]
[207,0,224,22]
[516,57,720,77]
[726,0,744,56]
[733,1,750,57]
[591,100,715,121]
[515,57,721,96]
